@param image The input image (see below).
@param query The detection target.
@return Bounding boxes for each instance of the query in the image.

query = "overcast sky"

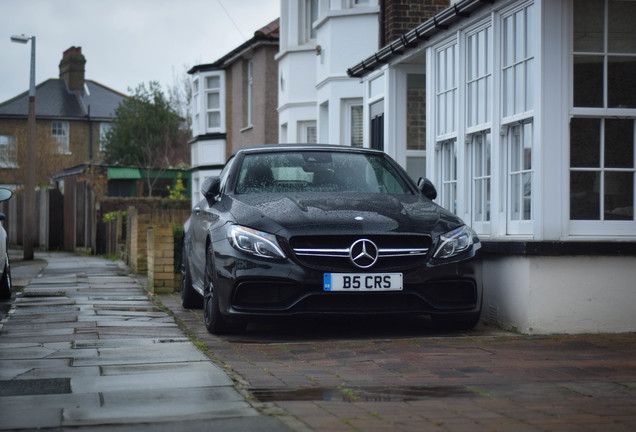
[0,0,280,103]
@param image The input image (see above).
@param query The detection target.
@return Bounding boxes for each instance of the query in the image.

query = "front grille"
[297,292,428,312]
[422,280,477,309]
[290,234,431,271]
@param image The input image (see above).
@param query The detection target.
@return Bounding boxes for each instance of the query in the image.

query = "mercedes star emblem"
[349,239,379,269]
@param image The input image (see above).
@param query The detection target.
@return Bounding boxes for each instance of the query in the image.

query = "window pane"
[514,63,524,114]
[573,0,604,52]
[510,125,521,171]
[525,4,534,57]
[608,0,636,53]
[207,92,220,109]
[522,172,532,219]
[523,122,532,170]
[570,118,601,167]
[475,178,483,221]
[525,58,534,111]
[570,171,600,220]
[608,56,636,108]
[351,105,363,148]
[206,76,220,89]
[604,171,634,220]
[208,112,220,129]
[511,174,521,219]
[503,16,514,66]
[515,10,524,62]
[503,67,513,117]
[407,74,426,150]
[573,55,604,107]
[605,119,634,168]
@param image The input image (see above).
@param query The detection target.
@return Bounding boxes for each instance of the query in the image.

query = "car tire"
[0,254,11,300]
[431,311,481,331]
[203,244,244,335]
[180,247,202,309]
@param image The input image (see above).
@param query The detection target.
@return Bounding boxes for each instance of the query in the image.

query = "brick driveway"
[160,293,636,432]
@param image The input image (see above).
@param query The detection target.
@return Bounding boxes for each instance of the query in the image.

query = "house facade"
[188,19,280,204]
[277,0,379,148]
[0,47,126,189]
[347,0,636,333]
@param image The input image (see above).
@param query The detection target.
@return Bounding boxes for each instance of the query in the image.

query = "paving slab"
[0,251,292,431]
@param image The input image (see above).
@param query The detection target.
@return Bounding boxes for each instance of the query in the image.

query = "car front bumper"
[211,240,483,319]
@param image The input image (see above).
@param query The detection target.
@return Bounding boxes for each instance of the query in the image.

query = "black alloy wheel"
[180,245,202,309]
[203,243,244,335]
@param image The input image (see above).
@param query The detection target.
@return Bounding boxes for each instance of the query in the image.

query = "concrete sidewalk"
[0,250,292,431]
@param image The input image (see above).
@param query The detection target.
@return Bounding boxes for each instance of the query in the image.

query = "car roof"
[236,144,387,156]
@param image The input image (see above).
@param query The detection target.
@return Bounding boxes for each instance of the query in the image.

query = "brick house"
[188,19,280,204]
[0,47,126,189]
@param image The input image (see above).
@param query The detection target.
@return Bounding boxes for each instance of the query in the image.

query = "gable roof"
[0,78,126,121]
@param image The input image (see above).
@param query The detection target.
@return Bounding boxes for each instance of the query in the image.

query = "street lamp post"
[11,34,36,261]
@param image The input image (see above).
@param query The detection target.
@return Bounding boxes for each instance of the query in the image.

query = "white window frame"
[342,98,363,147]
[301,0,319,44]
[435,41,458,139]
[466,23,492,132]
[438,139,458,214]
[205,74,223,132]
[569,0,636,235]
[470,131,492,234]
[51,121,70,154]
[506,121,534,233]
[500,2,535,235]
[501,2,535,122]
[0,134,18,168]
[433,39,459,215]
[192,76,200,136]
[465,22,493,234]
[298,120,317,143]
[192,71,225,135]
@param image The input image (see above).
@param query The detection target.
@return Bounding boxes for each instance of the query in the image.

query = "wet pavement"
[0,250,291,431]
[1,251,635,431]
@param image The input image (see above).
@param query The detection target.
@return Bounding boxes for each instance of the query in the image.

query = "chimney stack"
[59,46,86,92]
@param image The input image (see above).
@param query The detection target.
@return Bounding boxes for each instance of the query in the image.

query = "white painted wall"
[189,139,226,205]
[484,255,636,334]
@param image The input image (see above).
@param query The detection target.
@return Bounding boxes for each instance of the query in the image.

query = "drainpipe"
[87,105,92,160]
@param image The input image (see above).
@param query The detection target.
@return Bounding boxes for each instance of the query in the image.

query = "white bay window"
[570,0,636,230]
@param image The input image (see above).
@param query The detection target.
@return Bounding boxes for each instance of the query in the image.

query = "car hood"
[224,192,464,237]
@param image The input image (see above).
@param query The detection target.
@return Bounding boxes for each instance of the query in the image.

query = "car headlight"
[228,225,286,259]
[433,225,475,259]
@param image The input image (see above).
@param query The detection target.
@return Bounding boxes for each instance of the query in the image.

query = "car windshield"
[235,151,413,195]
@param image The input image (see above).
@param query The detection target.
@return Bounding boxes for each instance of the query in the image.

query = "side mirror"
[417,177,437,200]
[201,176,221,201]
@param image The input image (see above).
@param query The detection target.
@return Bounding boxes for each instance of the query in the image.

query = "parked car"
[0,188,13,299]
[181,145,482,334]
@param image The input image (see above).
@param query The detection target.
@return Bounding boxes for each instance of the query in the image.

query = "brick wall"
[147,226,178,293]
[382,0,450,46]
[127,206,190,274]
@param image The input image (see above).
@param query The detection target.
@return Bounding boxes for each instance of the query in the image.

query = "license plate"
[323,273,403,291]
